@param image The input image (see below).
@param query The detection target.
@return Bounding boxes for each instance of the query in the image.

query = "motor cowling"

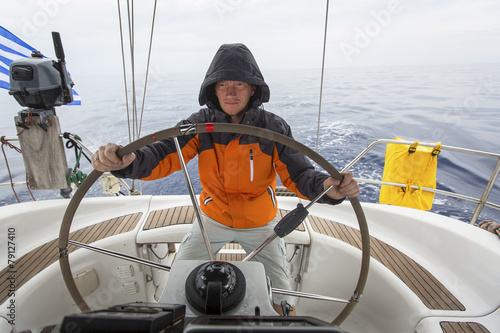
[9,50,74,109]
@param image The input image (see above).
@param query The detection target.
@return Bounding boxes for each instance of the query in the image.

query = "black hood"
[198,43,270,108]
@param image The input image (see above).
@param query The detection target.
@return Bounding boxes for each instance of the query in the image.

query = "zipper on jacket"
[267,186,276,208]
[249,149,254,182]
[204,196,213,206]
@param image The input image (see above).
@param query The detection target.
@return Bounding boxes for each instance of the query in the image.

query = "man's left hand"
[323,172,360,200]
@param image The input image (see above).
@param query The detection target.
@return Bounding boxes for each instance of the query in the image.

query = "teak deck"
[1,205,485,333]
[0,213,142,305]
[307,214,465,311]
[441,322,489,333]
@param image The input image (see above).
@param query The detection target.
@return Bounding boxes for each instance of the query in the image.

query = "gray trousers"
[175,213,292,305]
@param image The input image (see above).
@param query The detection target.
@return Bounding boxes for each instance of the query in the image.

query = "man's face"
[215,81,256,116]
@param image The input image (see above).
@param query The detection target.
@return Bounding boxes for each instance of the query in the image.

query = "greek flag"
[0,26,81,105]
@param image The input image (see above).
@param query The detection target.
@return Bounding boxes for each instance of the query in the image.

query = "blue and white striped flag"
[0,26,81,105]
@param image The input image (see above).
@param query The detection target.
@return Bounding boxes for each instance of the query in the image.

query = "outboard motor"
[8,32,74,194]
[9,32,74,131]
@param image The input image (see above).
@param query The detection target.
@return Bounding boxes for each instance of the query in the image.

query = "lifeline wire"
[315,0,330,154]
[117,0,132,143]
[138,0,158,139]
[117,0,139,143]
[117,0,158,192]
[127,0,138,141]
[117,0,139,191]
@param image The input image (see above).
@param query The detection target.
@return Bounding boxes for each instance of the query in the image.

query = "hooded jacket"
[113,44,342,229]
[199,43,270,109]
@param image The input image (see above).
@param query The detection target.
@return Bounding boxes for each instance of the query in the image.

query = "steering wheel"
[58,123,370,326]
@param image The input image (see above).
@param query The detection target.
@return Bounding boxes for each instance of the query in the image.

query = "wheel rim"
[58,123,370,325]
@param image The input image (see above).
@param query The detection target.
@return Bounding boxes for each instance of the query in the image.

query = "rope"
[64,133,91,164]
[64,133,88,186]
[1,136,21,202]
[1,136,21,154]
[315,0,330,154]
[16,109,33,135]
[1,136,36,202]
[478,220,500,237]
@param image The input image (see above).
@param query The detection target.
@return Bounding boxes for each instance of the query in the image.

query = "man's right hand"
[91,142,136,172]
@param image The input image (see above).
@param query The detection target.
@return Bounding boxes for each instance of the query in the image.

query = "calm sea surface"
[1,63,499,223]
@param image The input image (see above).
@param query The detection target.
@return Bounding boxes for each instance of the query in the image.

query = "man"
[92,43,359,315]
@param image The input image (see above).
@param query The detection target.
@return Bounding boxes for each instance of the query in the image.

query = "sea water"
[1,63,499,223]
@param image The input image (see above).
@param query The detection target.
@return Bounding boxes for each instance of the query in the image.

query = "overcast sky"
[2,0,499,79]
